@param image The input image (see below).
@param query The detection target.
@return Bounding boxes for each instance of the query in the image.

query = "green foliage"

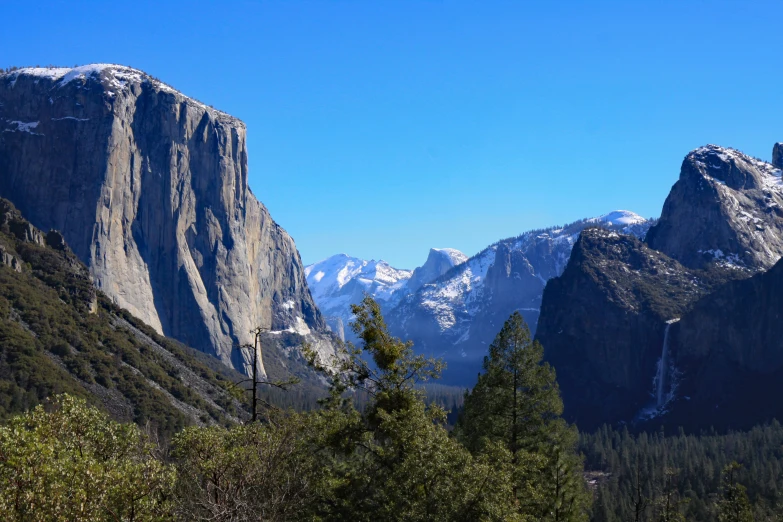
[455,311,590,521]
[172,411,326,521]
[581,423,783,521]
[717,462,753,522]
[0,394,174,521]
[305,295,521,521]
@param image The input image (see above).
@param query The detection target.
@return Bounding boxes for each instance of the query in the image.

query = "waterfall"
[655,318,680,408]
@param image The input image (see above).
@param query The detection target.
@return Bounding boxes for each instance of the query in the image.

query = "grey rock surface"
[646,144,783,271]
[407,248,468,292]
[773,142,783,169]
[0,65,336,376]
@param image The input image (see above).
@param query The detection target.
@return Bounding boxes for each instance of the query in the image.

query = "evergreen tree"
[653,467,688,522]
[717,462,753,522]
[306,295,522,521]
[455,311,590,521]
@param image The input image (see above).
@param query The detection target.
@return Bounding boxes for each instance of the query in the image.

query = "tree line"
[583,422,783,521]
[0,295,772,521]
[0,296,588,521]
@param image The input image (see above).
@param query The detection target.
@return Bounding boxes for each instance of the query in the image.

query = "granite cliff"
[537,143,783,430]
[664,256,783,430]
[0,65,336,376]
[646,145,783,270]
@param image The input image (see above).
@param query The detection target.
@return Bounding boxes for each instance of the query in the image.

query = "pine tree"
[306,295,522,521]
[717,462,754,522]
[455,311,590,521]
[653,467,688,522]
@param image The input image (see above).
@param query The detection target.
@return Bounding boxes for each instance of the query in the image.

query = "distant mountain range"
[305,248,467,340]
[307,210,653,383]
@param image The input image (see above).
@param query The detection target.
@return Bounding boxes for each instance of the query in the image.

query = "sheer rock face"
[646,145,783,271]
[536,228,721,430]
[0,65,333,376]
[407,248,468,292]
[654,257,783,430]
[537,143,783,431]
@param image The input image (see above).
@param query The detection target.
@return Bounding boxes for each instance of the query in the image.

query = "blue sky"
[3,1,781,268]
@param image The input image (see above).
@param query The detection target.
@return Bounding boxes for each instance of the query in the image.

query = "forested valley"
[0,291,776,521]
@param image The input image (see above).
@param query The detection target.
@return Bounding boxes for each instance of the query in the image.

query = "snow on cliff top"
[3,64,236,119]
[431,248,468,266]
[689,144,783,191]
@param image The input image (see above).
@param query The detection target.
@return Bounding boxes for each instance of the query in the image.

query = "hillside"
[0,198,251,436]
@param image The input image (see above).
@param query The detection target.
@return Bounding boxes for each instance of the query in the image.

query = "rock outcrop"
[0,65,336,376]
[646,145,783,271]
[536,228,731,430]
[538,143,783,430]
[407,248,468,292]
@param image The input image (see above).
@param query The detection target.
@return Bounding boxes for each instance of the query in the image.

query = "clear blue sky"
[3,1,781,268]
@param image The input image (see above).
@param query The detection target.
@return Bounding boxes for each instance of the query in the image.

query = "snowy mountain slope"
[384,211,653,374]
[305,248,467,340]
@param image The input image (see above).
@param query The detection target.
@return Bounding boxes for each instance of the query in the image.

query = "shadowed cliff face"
[537,144,783,431]
[664,257,783,430]
[0,65,334,376]
[536,228,727,430]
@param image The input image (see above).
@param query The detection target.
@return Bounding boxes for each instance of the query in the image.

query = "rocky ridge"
[305,248,466,341]
[385,211,651,380]
[0,64,337,376]
[537,143,783,430]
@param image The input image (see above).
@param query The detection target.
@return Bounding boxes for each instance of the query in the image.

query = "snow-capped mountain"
[305,248,467,340]
[384,211,652,381]
[537,143,783,430]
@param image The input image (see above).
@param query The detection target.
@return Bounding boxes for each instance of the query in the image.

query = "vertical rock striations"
[0,65,335,376]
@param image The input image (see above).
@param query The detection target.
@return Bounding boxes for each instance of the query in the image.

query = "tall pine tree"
[717,462,753,522]
[455,311,590,521]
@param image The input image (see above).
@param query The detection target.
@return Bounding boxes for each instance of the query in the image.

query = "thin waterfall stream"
[656,318,680,408]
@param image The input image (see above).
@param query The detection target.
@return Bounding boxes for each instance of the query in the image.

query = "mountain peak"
[646,143,783,270]
[683,144,781,192]
[3,64,238,121]
[596,210,646,227]
[407,247,467,292]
